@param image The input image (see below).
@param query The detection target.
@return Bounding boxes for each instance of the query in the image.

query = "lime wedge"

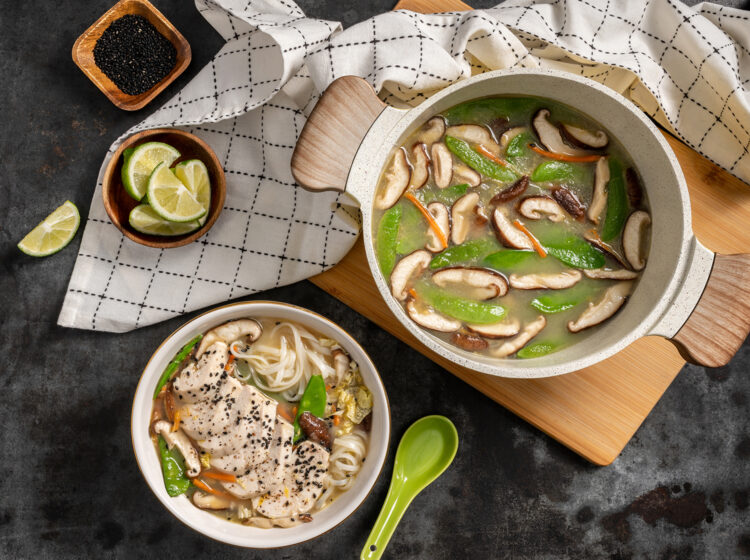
[18,201,80,257]
[129,204,201,236]
[174,159,211,212]
[122,142,180,201]
[146,162,206,223]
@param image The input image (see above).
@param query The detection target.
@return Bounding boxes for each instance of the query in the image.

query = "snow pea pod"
[153,334,203,398]
[429,238,501,269]
[505,131,534,159]
[441,97,539,125]
[158,436,191,497]
[415,283,506,324]
[377,204,402,277]
[534,228,605,269]
[482,250,537,271]
[396,201,426,254]
[601,158,628,242]
[517,341,559,359]
[530,160,580,183]
[419,183,468,205]
[445,136,517,183]
[293,374,327,442]
[530,285,586,313]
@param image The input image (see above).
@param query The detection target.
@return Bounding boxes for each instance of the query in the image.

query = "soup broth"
[373,96,651,359]
[150,317,373,528]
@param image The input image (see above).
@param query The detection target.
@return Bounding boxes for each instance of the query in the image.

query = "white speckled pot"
[132,301,390,548]
[292,69,750,379]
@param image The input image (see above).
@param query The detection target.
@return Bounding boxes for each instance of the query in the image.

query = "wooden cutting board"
[311,0,750,465]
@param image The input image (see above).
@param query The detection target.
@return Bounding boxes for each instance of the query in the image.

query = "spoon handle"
[360,478,412,560]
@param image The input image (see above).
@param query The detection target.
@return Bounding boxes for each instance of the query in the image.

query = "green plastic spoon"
[361,415,459,560]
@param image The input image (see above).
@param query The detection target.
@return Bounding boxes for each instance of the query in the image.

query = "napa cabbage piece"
[334,369,373,430]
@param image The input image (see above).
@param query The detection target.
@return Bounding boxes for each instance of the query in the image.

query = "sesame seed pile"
[93,14,176,96]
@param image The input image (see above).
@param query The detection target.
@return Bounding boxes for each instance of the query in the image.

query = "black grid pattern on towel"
[60,0,749,333]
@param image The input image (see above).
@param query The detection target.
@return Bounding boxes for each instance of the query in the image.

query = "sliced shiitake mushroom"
[192,490,232,510]
[499,126,526,149]
[587,157,609,224]
[550,186,585,220]
[583,230,629,268]
[406,297,461,332]
[432,267,508,300]
[489,315,547,357]
[509,270,582,290]
[390,250,431,301]
[451,331,489,351]
[492,208,533,250]
[532,110,591,157]
[152,420,201,478]
[491,175,529,204]
[374,148,411,210]
[623,210,651,271]
[426,202,450,253]
[568,281,633,333]
[454,163,481,187]
[625,168,643,208]
[474,204,489,225]
[561,123,608,149]
[431,142,453,189]
[451,192,480,245]
[409,143,429,190]
[417,116,446,146]
[518,196,567,222]
[583,268,639,280]
[466,318,521,339]
[446,124,501,155]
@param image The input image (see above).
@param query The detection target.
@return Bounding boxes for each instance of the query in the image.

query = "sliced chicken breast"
[179,376,243,441]
[172,342,229,404]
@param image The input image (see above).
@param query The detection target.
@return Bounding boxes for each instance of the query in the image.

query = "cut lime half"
[18,201,80,257]
[174,159,211,213]
[121,141,180,201]
[129,204,202,236]
[146,162,207,223]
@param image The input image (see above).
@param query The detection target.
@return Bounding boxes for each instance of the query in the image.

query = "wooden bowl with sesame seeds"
[102,128,226,249]
[72,0,191,111]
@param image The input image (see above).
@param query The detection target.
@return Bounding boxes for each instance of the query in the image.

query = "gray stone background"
[1,0,749,558]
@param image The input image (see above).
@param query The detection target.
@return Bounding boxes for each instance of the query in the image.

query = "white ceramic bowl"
[131,301,391,548]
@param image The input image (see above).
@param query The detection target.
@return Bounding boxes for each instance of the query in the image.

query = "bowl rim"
[102,127,226,248]
[130,300,391,548]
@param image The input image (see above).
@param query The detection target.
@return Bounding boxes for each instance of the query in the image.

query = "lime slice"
[18,201,80,257]
[129,204,201,236]
[146,162,207,223]
[174,159,211,212]
[122,142,180,201]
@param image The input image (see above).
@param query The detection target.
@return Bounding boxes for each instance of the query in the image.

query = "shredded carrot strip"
[528,144,600,163]
[513,220,547,258]
[277,406,294,423]
[475,144,507,166]
[404,192,448,250]
[408,288,418,299]
[171,410,181,432]
[292,406,298,416]
[333,415,341,426]
[203,471,239,483]
[224,354,235,371]
[192,478,235,499]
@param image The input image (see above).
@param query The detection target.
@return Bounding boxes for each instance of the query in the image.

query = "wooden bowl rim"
[102,128,226,249]
[71,0,191,111]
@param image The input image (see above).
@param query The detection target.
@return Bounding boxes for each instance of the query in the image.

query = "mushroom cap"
[454,163,481,187]
[451,192,480,245]
[409,143,430,190]
[451,331,489,351]
[561,123,609,149]
[417,116,446,146]
[192,490,232,510]
[567,281,633,333]
[446,124,501,155]
[509,270,582,290]
[466,318,521,339]
[432,267,509,300]
[152,420,202,478]
[489,315,547,357]
[431,142,454,189]
[587,156,610,225]
[583,229,629,269]
[390,250,431,301]
[197,319,263,358]
[623,210,651,271]
[425,202,451,253]
[583,267,639,280]
[550,186,585,220]
[491,175,529,205]
[375,148,411,210]
[406,297,462,332]
[492,207,533,250]
[518,196,567,222]
[532,109,592,157]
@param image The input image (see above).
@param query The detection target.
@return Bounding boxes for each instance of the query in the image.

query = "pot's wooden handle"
[672,253,750,367]
[291,76,386,193]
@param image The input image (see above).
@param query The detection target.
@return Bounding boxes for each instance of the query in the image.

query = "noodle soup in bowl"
[131,301,390,548]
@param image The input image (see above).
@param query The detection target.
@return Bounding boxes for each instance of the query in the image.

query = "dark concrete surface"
[1,0,749,558]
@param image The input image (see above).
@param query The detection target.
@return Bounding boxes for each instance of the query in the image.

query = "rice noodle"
[316,429,369,509]
[229,321,336,401]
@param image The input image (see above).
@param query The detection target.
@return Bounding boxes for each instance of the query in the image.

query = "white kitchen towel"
[58,0,750,332]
